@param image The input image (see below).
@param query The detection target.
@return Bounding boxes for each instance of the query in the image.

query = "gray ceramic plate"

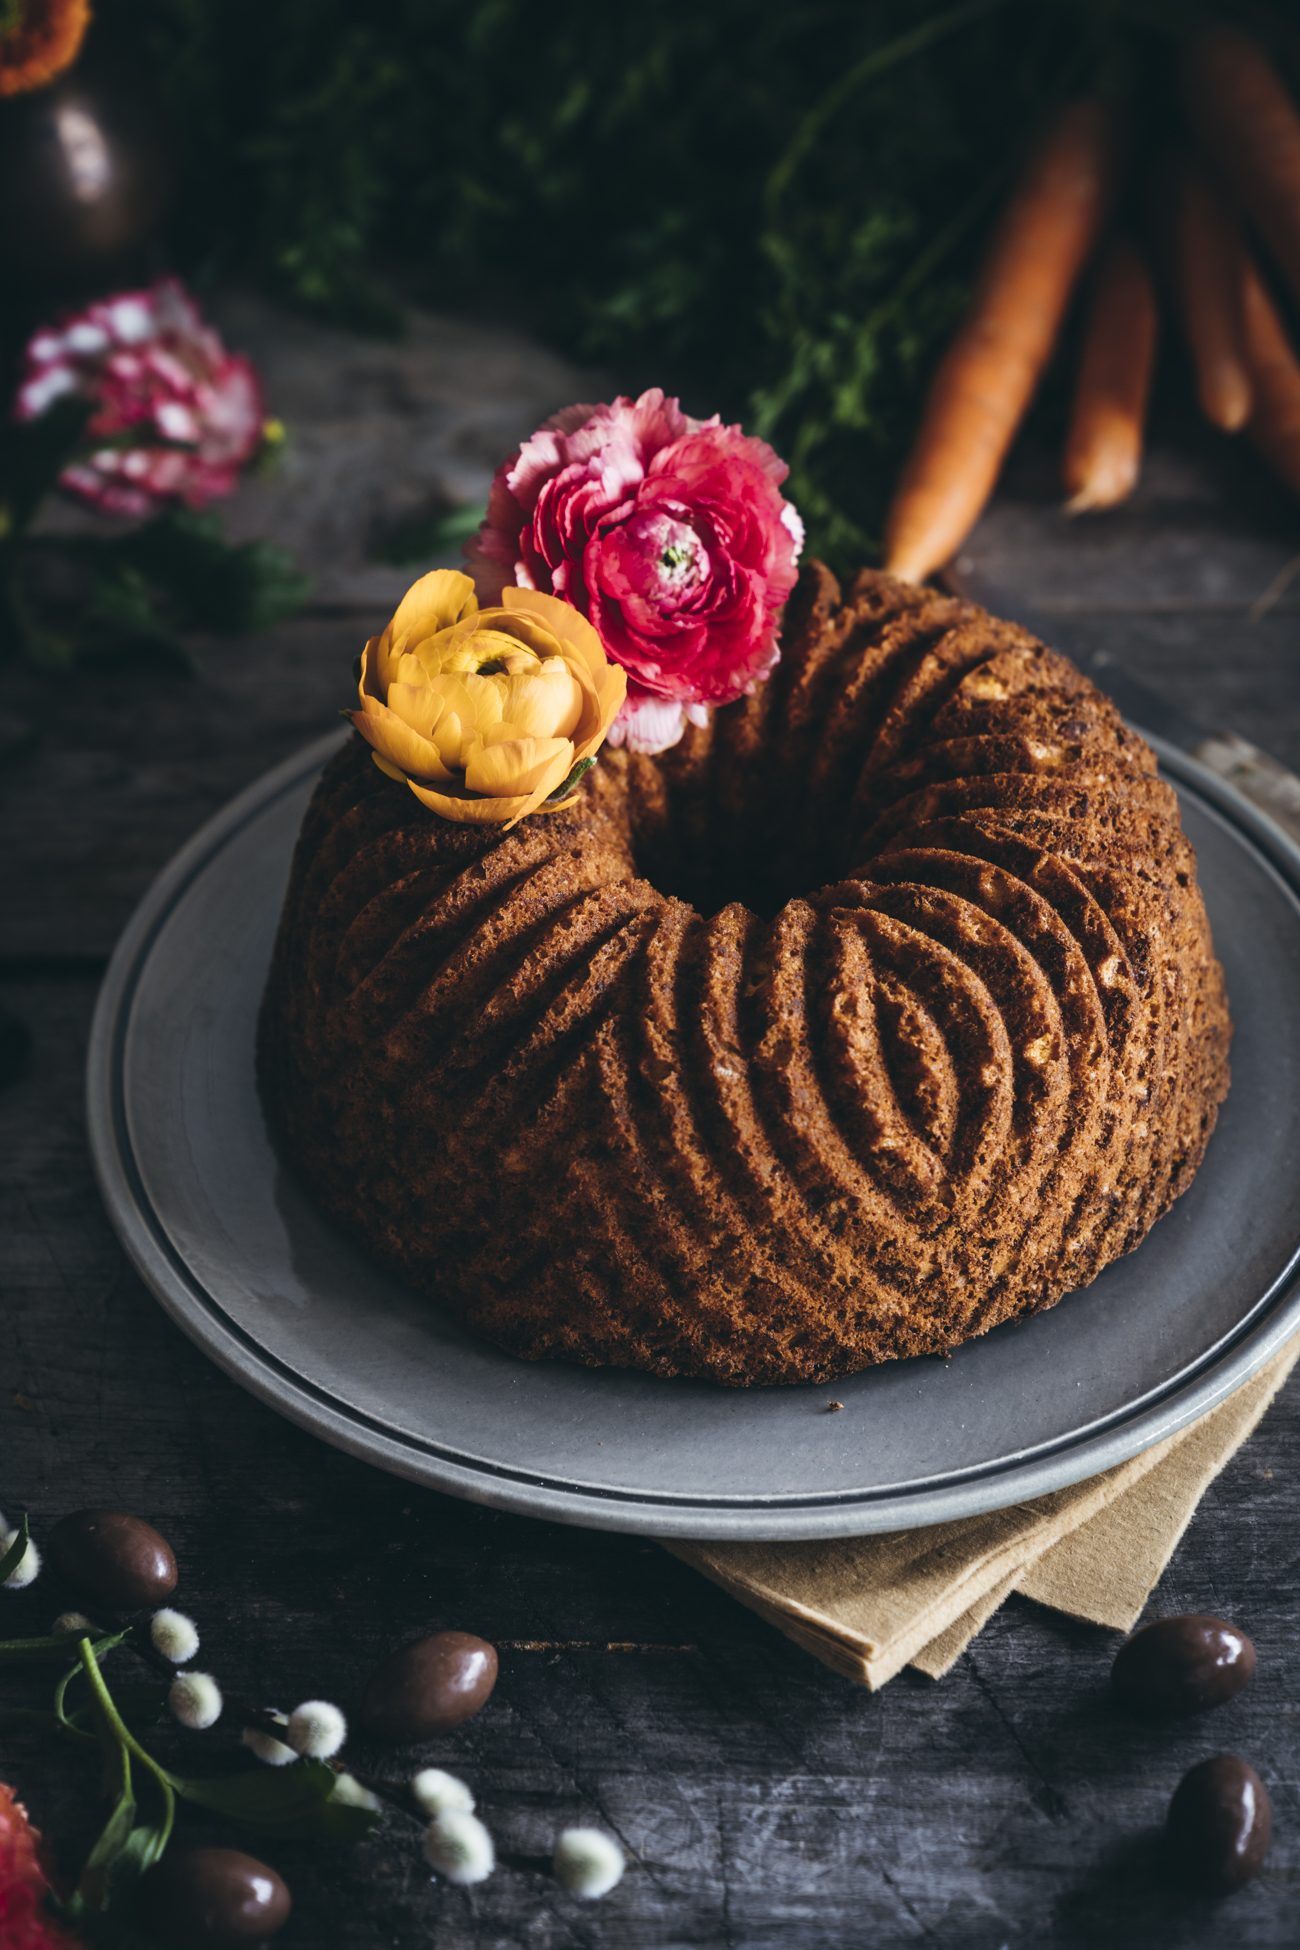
[87,730,1300,1540]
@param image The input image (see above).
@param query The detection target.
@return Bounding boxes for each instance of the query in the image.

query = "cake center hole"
[626,787,830,920]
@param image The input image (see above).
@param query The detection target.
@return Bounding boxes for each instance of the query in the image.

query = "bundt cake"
[259,564,1230,1386]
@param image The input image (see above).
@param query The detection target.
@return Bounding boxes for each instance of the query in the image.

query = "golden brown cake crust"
[259,566,1231,1385]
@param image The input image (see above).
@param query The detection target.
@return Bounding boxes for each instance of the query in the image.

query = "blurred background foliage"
[88,0,1219,560]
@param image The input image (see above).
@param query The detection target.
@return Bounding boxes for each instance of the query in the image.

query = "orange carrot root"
[885,99,1120,583]
[1182,26,1300,315]
[1172,157,1253,432]
[1239,256,1300,497]
[1062,236,1158,514]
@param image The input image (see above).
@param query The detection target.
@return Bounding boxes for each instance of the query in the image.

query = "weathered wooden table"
[3,302,1299,1949]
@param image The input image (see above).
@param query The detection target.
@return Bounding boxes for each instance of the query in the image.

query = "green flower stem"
[53,1653,101,1743]
[76,1636,177,1852]
[108,1728,133,1817]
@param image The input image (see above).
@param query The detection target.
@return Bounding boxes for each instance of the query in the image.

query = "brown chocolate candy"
[0,70,172,301]
[141,1847,291,1947]
[48,1510,177,1611]
[361,1630,498,1742]
[1111,1614,1255,1716]
[1167,1755,1272,1894]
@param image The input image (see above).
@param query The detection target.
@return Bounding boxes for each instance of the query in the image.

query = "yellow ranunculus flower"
[347,569,627,827]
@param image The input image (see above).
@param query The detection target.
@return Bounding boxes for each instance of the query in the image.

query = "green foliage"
[101,0,1165,564]
[175,1758,379,1842]
[1,1627,380,1926]
[7,513,310,670]
[110,512,312,635]
[370,498,486,566]
[1,394,308,667]
[1,400,94,532]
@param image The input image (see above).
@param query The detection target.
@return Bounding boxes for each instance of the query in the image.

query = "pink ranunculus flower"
[468,389,803,754]
[13,279,265,518]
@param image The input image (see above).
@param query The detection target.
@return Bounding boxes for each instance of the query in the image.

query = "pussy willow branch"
[91,1616,424,1830]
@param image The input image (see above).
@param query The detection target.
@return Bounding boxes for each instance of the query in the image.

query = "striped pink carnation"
[14,279,264,518]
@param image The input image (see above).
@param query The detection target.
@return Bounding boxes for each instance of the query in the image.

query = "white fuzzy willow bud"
[286,1699,347,1759]
[423,1809,495,1886]
[554,1826,626,1899]
[150,1607,200,1663]
[411,1768,475,1817]
[168,1671,223,1729]
[53,1611,95,1637]
[1,1527,41,1590]
[242,1711,296,1767]
[330,1772,380,1811]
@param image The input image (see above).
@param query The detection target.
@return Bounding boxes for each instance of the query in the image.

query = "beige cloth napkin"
[669,1340,1298,1688]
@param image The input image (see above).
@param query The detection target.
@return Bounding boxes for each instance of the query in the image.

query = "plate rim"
[86,727,1300,1539]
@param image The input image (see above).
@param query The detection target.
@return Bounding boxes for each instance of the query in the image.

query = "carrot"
[1239,255,1300,497]
[884,99,1120,584]
[1181,26,1300,313]
[1062,236,1158,513]
[1171,157,1253,432]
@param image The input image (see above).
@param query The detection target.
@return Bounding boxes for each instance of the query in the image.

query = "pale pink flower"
[14,279,265,517]
[469,390,802,753]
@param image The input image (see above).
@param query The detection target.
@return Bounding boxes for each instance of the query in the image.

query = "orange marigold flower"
[0,0,91,98]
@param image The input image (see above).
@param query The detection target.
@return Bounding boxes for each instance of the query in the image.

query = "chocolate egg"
[0,65,172,305]
[48,1510,177,1610]
[1167,1755,1272,1894]
[361,1630,498,1742]
[1112,1614,1256,1715]
[141,1847,291,1947]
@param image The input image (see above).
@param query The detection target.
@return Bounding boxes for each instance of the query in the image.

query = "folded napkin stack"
[670,1342,1297,1687]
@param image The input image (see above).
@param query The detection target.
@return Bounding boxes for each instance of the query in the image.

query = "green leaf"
[113,1817,172,1884]
[0,1513,30,1586]
[120,510,311,634]
[174,1760,379,1842]
[76,1780,139,1913]
[317,1778,383,1844]
[1,399,93,532]
[371,499,486,566]
[68,1744,170,1916]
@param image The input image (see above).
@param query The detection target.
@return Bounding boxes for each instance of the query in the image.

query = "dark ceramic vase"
[0,61,171,313]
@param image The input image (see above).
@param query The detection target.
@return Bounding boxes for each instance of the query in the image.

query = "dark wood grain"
[3,304,1299,1948]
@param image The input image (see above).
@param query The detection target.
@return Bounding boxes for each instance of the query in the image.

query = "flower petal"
[573,660,627,763]
[386,679,446,741]
[408,778,553,829]
[387,569,478,649]
[349,697,453,782]
[464,734,574,800]
[498,665,584,740]
[500,586,604,681]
